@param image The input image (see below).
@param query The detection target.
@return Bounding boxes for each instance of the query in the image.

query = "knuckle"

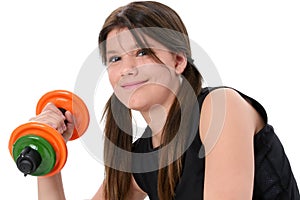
[49,122,58,129]
[43,109,54,116]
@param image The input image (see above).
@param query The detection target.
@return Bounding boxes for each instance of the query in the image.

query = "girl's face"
[105,28,187,112]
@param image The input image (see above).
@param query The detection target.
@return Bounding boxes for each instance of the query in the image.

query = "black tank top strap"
[198,86,268,124]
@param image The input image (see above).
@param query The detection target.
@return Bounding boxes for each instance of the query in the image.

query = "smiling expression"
[105,28,187,112]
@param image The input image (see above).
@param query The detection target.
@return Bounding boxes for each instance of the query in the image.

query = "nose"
[121,54,138,77]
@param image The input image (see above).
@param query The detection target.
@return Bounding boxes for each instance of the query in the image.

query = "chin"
[128,101,147,111]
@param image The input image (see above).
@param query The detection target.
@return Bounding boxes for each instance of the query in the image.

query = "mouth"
[121,80,148,90]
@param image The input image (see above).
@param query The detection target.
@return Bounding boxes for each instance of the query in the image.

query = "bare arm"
[31,103,75,200]
[92,176,147,200]
[127,176,148,200]
[91,182,106,200]
[33,103,147,200]
[200,88,263,200]
[38,173,66,200]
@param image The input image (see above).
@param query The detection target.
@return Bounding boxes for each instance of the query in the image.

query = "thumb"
[62,110,75,142]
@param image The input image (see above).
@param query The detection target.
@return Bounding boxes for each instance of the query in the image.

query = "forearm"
[92,183,146,200]
[92,182,107,200]
[38,172,66,200]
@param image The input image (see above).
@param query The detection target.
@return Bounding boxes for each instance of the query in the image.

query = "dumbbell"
[8,90,89,177]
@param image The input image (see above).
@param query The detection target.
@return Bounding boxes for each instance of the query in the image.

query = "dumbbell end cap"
[16,146,42,176]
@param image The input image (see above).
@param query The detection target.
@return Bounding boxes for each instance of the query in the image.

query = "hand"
[30,102,75,142]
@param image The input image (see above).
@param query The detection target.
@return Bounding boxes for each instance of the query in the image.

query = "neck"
[140,91,177,147]
[141,103,171,148]
[142,104,167,133]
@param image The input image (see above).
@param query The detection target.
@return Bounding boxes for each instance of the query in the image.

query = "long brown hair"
[98,1,202,199]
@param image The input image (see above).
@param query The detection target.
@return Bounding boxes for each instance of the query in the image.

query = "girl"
[35,1,299,199]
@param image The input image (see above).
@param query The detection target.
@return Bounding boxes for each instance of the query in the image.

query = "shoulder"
[198,87,257,198]
[199,87,260,147]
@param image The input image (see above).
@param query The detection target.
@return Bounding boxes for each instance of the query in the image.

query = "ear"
[174,52,187,75]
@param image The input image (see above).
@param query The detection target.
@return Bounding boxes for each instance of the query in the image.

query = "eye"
[108,56,121,63]
[136,48,150,57]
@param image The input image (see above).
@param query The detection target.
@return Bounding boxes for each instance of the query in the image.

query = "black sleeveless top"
[132,87,300,200]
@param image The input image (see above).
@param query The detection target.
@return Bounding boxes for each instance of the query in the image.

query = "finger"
[62,111,75,142]
[42,104,67,132]
[65,111,74,124]
[42,102,66,120]
[30,110,66,133]
[64,123,75,142]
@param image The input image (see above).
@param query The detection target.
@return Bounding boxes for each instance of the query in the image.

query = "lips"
[121,80,148,90]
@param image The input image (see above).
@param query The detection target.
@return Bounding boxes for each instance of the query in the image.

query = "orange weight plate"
[8,122,67,177]
[36,90,89,141]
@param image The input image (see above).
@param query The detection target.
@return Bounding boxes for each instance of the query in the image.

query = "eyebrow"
[106,44,143,56]
[106,50,118,55]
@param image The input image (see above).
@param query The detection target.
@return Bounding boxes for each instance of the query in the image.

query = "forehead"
[106,28,168,54]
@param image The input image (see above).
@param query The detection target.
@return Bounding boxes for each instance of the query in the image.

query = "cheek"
[108,69,120,88]
[108,77,116,88]
[150,67,179,92]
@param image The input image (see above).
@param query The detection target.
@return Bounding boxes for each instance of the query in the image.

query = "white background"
[1,0,299,199]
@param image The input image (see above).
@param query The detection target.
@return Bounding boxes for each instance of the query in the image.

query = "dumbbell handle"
[58,107,68,125]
